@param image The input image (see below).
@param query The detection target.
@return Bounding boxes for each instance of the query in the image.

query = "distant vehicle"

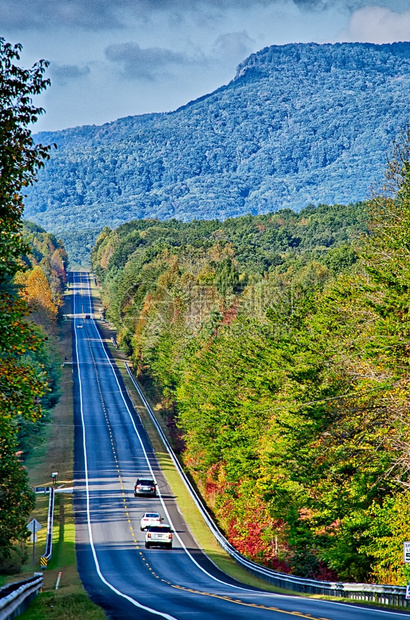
[77,325,83,329]
[85,314,91,319]
[145,524,173,549]
[140,512,162,531]
[134,478,156,497]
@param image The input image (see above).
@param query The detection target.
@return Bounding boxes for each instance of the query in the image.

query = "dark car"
[85,314,91,319]
[134,478,156,497]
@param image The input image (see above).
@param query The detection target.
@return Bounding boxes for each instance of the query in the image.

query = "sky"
[2,0,410,132]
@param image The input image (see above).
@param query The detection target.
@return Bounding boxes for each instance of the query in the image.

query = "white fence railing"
[125,362,409,608]
[41,486,55,568]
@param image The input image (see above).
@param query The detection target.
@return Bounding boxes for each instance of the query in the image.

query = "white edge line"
[74,273,177,620]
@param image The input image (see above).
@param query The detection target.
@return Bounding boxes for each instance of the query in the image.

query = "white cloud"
[338,6,410,43]
[104,42,192,80]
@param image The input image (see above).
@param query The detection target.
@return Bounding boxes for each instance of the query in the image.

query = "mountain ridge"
[25,41,410,262]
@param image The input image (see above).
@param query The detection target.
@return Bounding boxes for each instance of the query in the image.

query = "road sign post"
[27,519,42,566]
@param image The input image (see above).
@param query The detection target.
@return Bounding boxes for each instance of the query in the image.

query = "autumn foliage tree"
[0,39,52,569]
[17,265,59,333]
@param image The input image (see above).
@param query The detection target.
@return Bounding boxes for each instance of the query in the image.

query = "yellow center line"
[170,584,329,619]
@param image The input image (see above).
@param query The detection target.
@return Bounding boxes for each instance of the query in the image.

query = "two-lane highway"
[71,271,409,619]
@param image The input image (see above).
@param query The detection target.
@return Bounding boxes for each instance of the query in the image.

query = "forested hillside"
[26,42,410,264]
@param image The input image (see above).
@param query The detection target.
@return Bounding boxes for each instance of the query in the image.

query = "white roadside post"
[55,571,62,590]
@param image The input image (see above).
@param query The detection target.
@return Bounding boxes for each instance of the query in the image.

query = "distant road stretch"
[71,271,407,619]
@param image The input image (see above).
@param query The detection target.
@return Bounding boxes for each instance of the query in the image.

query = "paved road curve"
[71,271,409,619]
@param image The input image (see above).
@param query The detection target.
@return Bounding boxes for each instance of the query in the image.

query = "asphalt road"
[71,271,409,619]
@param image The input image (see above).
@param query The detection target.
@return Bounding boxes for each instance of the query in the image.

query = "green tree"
[0,39,51,569]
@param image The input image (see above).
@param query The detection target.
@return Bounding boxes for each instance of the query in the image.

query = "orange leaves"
[22,265,58,332]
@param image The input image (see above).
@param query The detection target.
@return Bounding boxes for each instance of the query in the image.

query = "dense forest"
[25,42,410,265]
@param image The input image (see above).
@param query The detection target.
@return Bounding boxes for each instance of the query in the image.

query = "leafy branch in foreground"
[0,39,52,570]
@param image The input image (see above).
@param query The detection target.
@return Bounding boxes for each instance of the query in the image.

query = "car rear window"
[146,514,159,518]
[138,479,154,485]
[149,526,171,532]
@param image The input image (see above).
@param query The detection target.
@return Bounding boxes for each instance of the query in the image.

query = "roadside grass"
[19,592,105,620]
[13,284,106,619]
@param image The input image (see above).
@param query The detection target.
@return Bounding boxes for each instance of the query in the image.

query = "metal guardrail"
[40,486,55,568]
[125,362,410,608]
[0,478,56,618]
[0,575,43,620]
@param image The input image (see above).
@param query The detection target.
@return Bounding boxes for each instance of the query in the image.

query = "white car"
[145,524,173,549]
[140,512,162,531]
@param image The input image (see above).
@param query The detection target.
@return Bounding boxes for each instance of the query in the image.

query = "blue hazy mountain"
[25,42,410,260]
